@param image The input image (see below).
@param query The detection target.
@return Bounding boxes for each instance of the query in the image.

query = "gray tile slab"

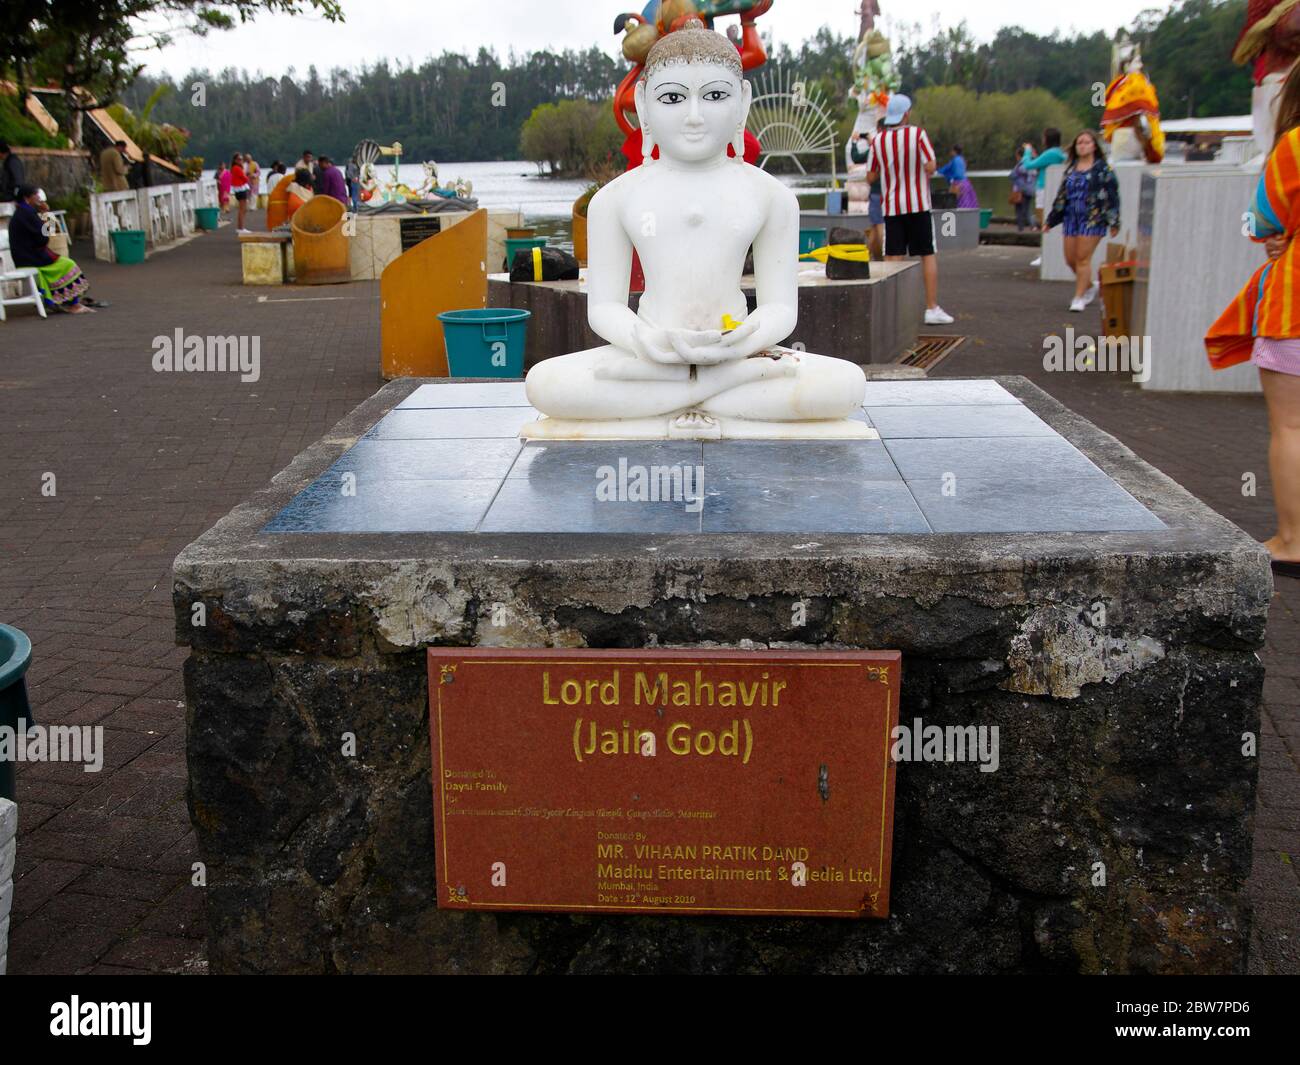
[508,442,704,489]
[885,436,1111,485]
[396,382,531,409]
[325,438,522,483]
[702,480,930,533]
[862,380,1022,406]
[702,440,901,483]
[866,403,1056,439]
[365,406,540,440]
[906,477,1166,533]
[481,478,702,534]
[265,478,502,533]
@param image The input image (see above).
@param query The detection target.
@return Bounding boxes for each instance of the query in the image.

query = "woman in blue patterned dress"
[1045,130,1121,312]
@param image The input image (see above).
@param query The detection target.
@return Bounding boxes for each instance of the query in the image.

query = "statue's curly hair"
[642,17,742,80]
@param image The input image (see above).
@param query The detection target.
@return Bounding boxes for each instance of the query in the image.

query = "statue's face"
[638,61,751,164]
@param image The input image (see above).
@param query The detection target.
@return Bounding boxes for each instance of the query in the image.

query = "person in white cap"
[865,93,954,326]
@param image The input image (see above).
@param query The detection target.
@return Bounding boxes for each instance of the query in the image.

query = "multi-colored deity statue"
[1101,36,1165,164]
[1233,0,1300,155]
[847,3,900,165]
[613,0,773,170]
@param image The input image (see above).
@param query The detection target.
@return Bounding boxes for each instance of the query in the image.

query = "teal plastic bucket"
[979,208,993,230]
[504,237,548,270]
[799,228,828,256]
[438,309,531,378]
[195,206,220,230]
[110,228,146,264]
[0,623,33,802]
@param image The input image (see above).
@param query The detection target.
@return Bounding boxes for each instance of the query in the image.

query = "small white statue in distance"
[522,19,869,441]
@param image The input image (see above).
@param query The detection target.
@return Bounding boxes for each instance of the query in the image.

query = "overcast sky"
[140,0,1151,78]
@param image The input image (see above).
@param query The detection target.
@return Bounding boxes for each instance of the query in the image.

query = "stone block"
[174,376,1271,974]
[239,241,285,286]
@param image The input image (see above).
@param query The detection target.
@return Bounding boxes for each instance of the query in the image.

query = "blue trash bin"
[437,309,531,379]
[0,624,33,802]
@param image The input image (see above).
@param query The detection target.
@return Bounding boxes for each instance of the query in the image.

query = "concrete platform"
[174,374,1269,975]
[488,261,924,368]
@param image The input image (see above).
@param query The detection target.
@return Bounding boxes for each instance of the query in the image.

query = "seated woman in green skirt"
[7,185,94,314]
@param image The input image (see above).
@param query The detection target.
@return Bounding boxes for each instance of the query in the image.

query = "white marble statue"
[522,20,869,441]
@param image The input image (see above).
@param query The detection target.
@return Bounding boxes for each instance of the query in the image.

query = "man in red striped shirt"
[866,94,954,325]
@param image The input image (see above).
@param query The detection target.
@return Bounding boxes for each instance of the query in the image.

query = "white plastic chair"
[0,230,47,322]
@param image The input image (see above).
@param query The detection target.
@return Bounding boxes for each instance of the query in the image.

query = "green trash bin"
[438,309,531,378]
[979,209,993,230]
[195,206,220,231]
[110,228,146,264]
[0,624,33,803]
[799,228,828,256]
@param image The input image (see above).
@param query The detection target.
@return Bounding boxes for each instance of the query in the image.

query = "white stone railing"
[91,189,142,261]
[145,185,177,246]
[173,182,202,237]
[91,179,216,261]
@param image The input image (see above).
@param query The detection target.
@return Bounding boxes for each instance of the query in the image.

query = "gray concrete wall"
[489,263,924,369]
[1134,164,1264,394]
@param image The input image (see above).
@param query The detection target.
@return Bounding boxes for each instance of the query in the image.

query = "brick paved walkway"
[0,220,1293,974]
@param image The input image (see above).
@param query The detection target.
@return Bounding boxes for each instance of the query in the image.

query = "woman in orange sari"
[284,168,314,220]
[1206,64,1300,577]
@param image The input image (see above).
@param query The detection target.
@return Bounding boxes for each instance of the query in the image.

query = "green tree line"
[122,47,623,165]
[14,0,1255,172]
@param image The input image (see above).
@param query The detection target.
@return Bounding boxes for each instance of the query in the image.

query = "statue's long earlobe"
[735,81,753,163]
[636,82,655,165]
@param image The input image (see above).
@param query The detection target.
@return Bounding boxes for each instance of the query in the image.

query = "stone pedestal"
[174,376,1269,974]
[239,236,289,286]
[488,261,924,369]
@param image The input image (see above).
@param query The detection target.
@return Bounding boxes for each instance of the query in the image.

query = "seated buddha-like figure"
[522,19,868,440]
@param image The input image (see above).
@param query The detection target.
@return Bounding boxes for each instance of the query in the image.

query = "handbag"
[1009,189,1024,206]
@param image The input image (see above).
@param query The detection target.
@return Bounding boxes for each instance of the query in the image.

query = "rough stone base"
[0,798,14,976]
[175,376,1270,974]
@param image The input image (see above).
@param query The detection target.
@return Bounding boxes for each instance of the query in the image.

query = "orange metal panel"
[380,209,488,379]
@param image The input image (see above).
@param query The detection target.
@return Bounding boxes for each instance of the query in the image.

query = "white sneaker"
[924,306,955,325]
[1083,282,1099,307]
[1030,255,1042,267]
[1069,297,1085,312]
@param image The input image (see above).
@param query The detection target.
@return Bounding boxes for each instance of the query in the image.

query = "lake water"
[218,159,1021,253]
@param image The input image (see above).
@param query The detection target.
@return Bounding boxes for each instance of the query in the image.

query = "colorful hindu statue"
[1233,0,1300,155]
[1101,36,1166,164]
[613,0,773,171]
[847,2,900,164]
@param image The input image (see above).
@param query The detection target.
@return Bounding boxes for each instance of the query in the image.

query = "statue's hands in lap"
[631,321,686,364]
[668,318,763,364]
